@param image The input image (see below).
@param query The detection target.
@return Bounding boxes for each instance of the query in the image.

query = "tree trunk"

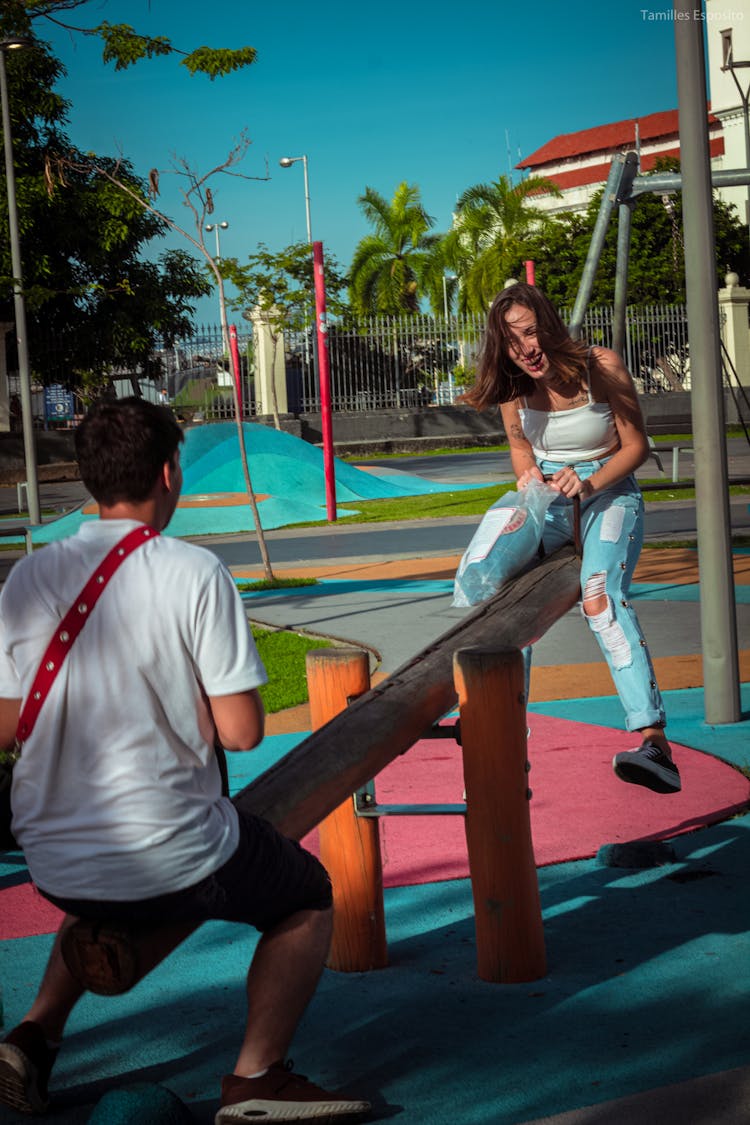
[223,282,274,581]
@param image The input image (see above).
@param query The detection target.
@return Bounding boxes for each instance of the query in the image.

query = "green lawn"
[251,625,335,713]
[283,478,750,530]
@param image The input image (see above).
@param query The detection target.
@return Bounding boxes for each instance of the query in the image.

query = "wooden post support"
[306,648,387,972]
[454,646,546,984]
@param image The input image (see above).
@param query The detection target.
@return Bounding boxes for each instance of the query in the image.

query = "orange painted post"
[306,648,388,971]
[453,646,546,983]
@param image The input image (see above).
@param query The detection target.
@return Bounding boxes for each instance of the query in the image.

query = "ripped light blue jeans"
[522,457,666,733]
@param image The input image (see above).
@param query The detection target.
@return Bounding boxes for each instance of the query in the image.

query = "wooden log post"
[306,648,387,972]
[454,646,546,984]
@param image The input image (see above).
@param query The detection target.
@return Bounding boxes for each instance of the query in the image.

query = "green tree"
[223,242,350,330]
[443,173,561,314]
[8,1,257,78]
[0,27,210,388]
[349,182,439,316]
[221,242,349,428]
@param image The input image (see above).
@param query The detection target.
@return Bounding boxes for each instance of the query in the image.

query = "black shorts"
[39,809,332,933]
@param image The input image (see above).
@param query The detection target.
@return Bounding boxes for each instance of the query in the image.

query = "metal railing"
[20,303,697,423]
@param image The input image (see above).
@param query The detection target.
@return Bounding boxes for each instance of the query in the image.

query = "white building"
[705,0,750,225]
[517,0,750,219]
[516,108,724,216]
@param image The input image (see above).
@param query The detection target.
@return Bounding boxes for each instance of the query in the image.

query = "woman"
[463,283,680,795]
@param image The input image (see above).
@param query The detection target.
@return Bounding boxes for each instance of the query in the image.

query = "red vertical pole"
[229,324,243,417]
[313,241,337,522]
[524,260,536,286]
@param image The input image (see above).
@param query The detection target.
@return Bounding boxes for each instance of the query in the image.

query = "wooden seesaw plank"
[62,546,581,994]
[237,545,581,840]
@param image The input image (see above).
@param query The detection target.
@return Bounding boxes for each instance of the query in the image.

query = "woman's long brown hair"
[462,283,591,411]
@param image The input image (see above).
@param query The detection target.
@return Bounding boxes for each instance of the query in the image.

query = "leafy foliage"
[443,174,562,314]
[222,242,350,332]
[350,183,439,315]
[528,158,750,305]
[0,16,210,391]
[13,1,258,79]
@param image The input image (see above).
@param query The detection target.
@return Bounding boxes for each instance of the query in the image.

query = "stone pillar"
[718,272,750,387]
[0,323,13,432]
[247,304,288,416]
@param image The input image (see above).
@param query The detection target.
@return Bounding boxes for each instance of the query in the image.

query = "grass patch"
[238,577,318,592]
[251,626,335,713]
[640,483,750,501]
[277,476,750,531]
[645,533,750,550]
[343,443,509,460]
[286,484,514,529]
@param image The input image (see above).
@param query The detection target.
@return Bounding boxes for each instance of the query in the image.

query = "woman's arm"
[551,348,649,498]
[500,400,544,487]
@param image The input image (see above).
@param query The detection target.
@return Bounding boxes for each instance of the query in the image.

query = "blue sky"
[36,0,683,321]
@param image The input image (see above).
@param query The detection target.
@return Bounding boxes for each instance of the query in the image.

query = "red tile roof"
[526,135,725,195]
[518,107,718,169]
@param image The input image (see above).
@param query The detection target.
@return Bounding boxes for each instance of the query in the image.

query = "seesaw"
[62,545,582,991]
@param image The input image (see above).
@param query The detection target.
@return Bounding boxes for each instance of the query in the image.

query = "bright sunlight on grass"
[251,626,335,713]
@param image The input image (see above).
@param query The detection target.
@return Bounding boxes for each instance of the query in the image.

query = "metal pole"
[0,47,40,524]
[301,156,312,246]
[313,241,336,521]
[569,152,638,338]
[207,222,230,359]
[674,0,740,722]
[612,201,634,358]
[301,157,321,400]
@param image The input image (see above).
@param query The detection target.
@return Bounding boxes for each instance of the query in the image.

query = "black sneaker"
[0,1020,58,1114]
[216,1060,371,1123]
[613,740,681,795]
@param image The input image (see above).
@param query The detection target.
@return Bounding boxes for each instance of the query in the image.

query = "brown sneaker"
[0,1020,58,1114]
[215,1060,371,1123]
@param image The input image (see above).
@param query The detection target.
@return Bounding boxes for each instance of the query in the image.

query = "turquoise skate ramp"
[31,422,478,543]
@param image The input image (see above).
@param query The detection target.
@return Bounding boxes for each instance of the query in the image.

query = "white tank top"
[519,375,618,462]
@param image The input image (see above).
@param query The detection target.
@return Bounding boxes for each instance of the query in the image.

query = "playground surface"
[1,427,750,1123]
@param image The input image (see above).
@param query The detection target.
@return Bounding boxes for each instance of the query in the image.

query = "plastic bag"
[452,478,559,607]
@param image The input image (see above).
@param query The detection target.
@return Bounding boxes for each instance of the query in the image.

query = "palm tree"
[444,174,561,313]
[350,182,439,316]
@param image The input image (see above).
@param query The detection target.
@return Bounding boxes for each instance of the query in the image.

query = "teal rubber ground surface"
[1,685,749,1125]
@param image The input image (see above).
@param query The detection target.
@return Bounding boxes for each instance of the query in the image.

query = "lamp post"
[205,220,230,357]
[720,27,750,238]
[279,155,319,395]
[205,219,229,261]
[0,36,40,524]
[279,155,312,244]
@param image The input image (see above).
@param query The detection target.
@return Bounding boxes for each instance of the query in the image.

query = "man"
[0,398,370,1123]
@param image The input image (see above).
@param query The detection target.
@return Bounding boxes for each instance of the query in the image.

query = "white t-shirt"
[0,519,267,900]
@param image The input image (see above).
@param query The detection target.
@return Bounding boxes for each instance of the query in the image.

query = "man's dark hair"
[74,397,184,506]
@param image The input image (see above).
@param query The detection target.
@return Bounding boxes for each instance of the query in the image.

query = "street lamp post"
[206,219,229,262]
[441,274,457,403]
[279,155,312,244]
[0,37,40,525]
[279,155,320,395]
[205,220,230,357]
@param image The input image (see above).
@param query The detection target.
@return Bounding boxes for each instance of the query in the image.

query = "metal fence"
[285,304,693,412]
[20,303,696,425]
